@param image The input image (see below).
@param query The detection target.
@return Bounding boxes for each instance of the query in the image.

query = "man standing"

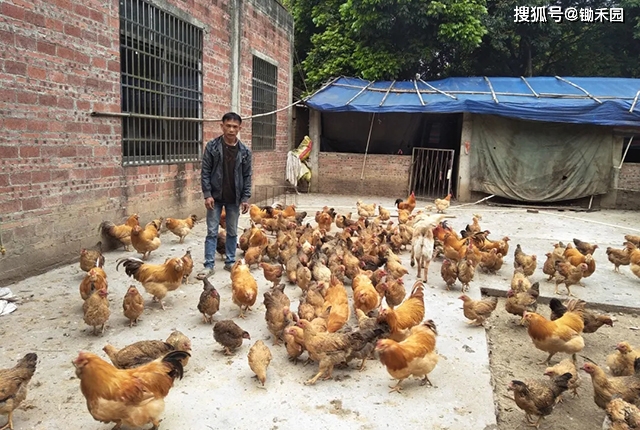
[198,112,252,278]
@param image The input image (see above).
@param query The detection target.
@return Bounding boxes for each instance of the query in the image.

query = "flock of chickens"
[1,191,640,430]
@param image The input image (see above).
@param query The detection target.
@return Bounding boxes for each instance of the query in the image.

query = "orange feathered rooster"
[73,350,189,430]
[395,191,416,213]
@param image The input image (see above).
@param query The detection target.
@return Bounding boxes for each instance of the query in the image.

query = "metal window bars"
[252,56,278,151]
[119,0,203,166]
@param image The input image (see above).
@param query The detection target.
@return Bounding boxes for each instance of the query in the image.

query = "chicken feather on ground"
[508,372,572,428]
[376,320,439,394]
[0,353,37,430]
[73,350,189,430]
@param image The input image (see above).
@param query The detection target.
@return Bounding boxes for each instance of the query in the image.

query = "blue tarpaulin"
[304,76,640,127]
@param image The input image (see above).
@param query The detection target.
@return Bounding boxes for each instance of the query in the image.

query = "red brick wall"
[0,0,292,285]
[318,153,411,197]
[240,1,293,187]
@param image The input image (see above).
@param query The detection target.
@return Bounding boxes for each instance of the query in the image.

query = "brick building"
[0,0,293,285]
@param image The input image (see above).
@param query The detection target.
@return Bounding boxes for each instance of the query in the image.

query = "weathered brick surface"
[616,163,640,209]
[317,153,411,198]
[0,0,292,285]
[619,163,640,191]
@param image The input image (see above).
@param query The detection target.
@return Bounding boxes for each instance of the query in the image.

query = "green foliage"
[284,0,640,95]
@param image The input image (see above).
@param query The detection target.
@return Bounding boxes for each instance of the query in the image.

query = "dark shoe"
[223,264,233,272]
[197,268,215,279]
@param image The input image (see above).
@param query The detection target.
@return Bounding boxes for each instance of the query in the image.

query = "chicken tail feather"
[162,350,190,380]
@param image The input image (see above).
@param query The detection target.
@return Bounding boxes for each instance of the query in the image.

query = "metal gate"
[409,148,455,198]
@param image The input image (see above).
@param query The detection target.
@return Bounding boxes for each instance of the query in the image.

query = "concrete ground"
[0,193,638,430]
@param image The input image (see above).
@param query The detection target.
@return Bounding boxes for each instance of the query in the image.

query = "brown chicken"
[434,193,452,213]
[514,244,537,277]
[544,358,580,399]
[607,342,640,377]
[79,267,108,301]
[625,235,640,247]
[283,325,306,363]
[83,288,110,335]
[603,396,640,430]
[573,238,599,256]
[122,285,144,327]
[385,251,409,279]
[99,214,139,251]
[378,205,391,221]
[0,353,37,430]
[164,215,197,243]
[505,283,540,325]
[322,276,351,333]
[197,277,220,324]
[164,331,192,368]
[509,267,532,293]
[440,259,458,291]
[73,350,188,430]
[482,235,510,257]
[103,340,175,369]
[376,320,439,393]
[379,277,406,308]
[177,250,193,285]
[356,200,377,218]
[543,251,562,281]
[213,320,251,355]
[549,298,613,333]
[264,284,292,345]
[297,319,384,385]
[459,295,498,326]
[131,224,162,260]
[295,263,313,292]
[378,282,425,341]
[80,241,105,272]
[249,204,269,225]
[554,262,589,296]
[116,257,185,310]
[523,299,585,364]
[260,262,284,288]
[607,246,632,273]
[352,272,381,315]
[508,372,572,428]
[395,191,416,213]
[478,249,503,274]
[581,359,640,409]
[247,340,272,386]
[231,260,258,318]
[457,257,475,293]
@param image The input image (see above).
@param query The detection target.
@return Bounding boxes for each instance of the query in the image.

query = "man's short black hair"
[222,112,242,124]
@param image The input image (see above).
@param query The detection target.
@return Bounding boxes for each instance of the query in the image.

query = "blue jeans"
[204,201,239,269]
